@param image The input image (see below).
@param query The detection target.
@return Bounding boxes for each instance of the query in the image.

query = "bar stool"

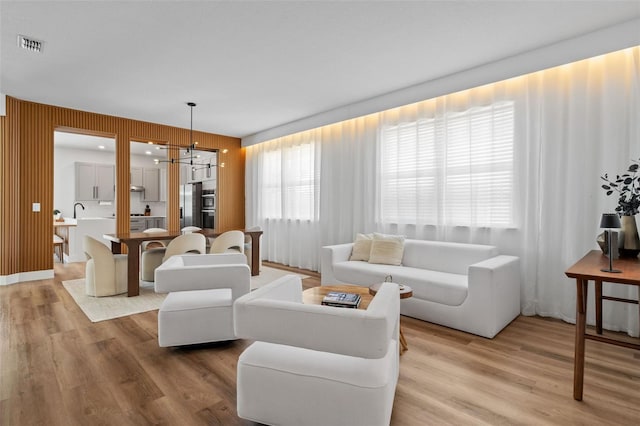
[53,234,64,263]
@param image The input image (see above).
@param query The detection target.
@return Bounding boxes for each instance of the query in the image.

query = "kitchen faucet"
[73,202,85,219]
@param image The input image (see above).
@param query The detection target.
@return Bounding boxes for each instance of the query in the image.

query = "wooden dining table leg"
[573,278,588,401]
[248,231,260,276]
[126,241,141,297]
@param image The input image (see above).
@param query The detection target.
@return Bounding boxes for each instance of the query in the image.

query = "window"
[261,142,316,221]
[380,101,514,227]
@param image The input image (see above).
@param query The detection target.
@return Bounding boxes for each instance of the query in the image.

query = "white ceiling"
[2,1,639,140]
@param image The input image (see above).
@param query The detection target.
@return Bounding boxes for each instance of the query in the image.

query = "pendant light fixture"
[153,102,224,171]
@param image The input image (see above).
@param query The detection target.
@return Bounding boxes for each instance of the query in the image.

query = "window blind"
[380,101,514,227]
[261,142,316,221]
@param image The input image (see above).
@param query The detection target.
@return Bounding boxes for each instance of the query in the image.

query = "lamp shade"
[600,213,621,229]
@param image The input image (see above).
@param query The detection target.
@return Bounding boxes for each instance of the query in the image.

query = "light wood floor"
[1,261,639,425]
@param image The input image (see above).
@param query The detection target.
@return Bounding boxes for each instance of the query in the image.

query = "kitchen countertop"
[130,215,166,219]
[54,219,77,227]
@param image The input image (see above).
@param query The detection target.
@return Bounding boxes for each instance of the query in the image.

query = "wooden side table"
[565,250,640,400]
[369,282,413,355]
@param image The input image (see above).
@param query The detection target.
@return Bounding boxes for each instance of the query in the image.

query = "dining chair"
[84,235,128,297]
[139,228,168,281]
[141,227,168,251]
[141,232,206,282]
[181,226,202,234]
[209,230,245,255]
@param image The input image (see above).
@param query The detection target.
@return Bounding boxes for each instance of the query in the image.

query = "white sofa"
[321,239,520,338]
[234,275,400,426]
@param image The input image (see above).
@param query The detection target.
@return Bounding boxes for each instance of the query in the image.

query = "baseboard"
[0,269,54,285]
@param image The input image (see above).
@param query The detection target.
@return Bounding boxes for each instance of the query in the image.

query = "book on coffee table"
[321,292,361,308]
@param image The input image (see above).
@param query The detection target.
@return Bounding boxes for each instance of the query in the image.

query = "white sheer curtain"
[245,131,321,271]
[246,47,640,336]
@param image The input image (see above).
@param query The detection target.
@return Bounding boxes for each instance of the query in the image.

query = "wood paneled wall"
[0,97,244,276]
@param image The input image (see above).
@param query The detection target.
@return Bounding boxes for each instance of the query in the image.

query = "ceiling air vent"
[18,35,44,53]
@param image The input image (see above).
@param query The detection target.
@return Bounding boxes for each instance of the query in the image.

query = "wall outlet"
[32,202,40,212]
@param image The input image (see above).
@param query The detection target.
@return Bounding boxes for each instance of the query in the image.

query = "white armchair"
[154,253,250,347]
[234,276,400,426]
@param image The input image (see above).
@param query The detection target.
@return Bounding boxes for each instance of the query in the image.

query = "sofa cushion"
[369,233,405,265]
[332,261,468,306]
[349,233,373,261]
[402,239,498,274]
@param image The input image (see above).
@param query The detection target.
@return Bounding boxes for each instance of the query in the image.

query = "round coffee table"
[369,282,413,355]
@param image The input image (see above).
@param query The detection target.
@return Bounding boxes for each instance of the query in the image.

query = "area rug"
[62,266,309,322]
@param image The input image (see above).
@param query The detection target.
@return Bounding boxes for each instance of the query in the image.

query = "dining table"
[103,229,263,297]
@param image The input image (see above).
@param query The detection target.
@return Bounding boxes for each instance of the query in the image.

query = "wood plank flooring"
[1,262,638,425]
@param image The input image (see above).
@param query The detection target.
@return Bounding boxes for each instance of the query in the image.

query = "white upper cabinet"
[142,168,160,201]
[130,167,143,187]
[75,162,115,201]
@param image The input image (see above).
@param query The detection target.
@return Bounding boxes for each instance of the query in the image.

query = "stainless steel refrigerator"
[180,182,202,228]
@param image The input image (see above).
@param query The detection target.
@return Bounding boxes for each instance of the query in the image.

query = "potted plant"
[601,159,640,257]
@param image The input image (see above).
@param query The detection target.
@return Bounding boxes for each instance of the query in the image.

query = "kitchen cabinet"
[130,217,165,232]
[130,167,143,187]
[130,217,146,232]
[143,168,160,201]
[147,217,165,229]
[75,162,115,201]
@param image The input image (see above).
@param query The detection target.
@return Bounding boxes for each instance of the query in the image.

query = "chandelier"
[153,102,224,172]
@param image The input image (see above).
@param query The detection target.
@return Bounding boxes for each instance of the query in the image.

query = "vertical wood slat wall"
[0,97,245,276]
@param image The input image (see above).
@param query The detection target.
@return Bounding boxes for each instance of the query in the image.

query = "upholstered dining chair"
[140,228,168,282]
[209,230,245,255]
[83,235,128,297]
[234,276,400,426]
[141,232,207,283]
[181,226,202,234]
[141,227,168,250]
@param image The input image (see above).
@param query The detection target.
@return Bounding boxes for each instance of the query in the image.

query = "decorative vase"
[619,215,640,258]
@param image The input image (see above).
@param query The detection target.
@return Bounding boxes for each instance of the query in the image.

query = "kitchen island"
[63,217,116,262]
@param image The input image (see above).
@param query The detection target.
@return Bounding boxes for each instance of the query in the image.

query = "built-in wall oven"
[201,190,216,229]
[202,190,215,209]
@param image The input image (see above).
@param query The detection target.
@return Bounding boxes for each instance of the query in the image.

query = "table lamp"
[600,213,621,273]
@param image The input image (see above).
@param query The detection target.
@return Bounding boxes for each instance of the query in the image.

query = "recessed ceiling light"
[98,145,105,149]
[145,151,152,155]
[222,149,228,154]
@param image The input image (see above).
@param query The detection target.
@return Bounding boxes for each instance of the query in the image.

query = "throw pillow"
[368,233,405,265]
[349,233,373,261]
